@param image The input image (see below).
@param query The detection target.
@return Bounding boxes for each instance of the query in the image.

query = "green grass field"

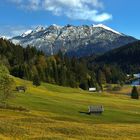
[0,77,140,140]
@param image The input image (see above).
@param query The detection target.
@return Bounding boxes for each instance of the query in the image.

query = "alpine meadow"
[0,0,140,139]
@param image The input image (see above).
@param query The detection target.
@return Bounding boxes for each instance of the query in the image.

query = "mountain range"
[11,24,137,57]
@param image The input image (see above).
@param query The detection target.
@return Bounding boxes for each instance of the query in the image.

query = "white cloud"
[28,0,41,10]
[8,0,23,4]
[0,25,33,38]
[8,0,112,22]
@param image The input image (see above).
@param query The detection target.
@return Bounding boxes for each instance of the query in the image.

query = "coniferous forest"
[0,38,132,90]
[92,41,140,73]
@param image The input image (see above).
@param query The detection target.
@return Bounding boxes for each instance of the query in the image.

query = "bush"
[0,64,15,103]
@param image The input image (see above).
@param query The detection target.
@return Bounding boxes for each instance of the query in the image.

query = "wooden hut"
[16,86,26,92]
[88,105,104,114]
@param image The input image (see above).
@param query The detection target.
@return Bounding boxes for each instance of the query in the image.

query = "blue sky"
[0,0,140,39]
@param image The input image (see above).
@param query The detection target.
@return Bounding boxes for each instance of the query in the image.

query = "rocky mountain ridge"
[11,24,137,57]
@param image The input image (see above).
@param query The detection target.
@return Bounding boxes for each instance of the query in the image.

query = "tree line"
[0,38,126,90]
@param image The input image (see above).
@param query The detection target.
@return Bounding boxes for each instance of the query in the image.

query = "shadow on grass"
[79,111,90,115]
[79,111,103,116]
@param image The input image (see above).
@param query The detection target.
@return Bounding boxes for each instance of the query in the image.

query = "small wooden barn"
[88,105,104,114]
[16,86,26,92]
[89,88,96,92]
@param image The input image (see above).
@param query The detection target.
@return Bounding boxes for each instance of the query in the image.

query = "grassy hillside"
[0,77,140,139]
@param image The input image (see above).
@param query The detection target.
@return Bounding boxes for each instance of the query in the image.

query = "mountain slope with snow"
[92,24,123,36]
[11,24,137,57]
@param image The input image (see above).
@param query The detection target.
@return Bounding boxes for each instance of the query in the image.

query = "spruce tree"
[33,75,41,87]
[79,81,88,90]
[97,70,106,85]
[131,86,139,99]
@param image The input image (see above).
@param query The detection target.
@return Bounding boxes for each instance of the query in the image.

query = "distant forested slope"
[0,38,95,89]
[93,41,140,73]
[0,38,126,89]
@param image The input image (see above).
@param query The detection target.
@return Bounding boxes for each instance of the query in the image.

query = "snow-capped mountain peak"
[93,24,123,36]
[34,26,46,32]
[21,30,32,37]
[11,24,136,57]
[21,26,46,37]
[52,24,62,28]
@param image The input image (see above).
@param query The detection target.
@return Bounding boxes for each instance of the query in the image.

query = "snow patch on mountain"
[21,30,32,37]
[34,26,46,32]
[10,24,136,57]
[11,39,20,44]
[93,24,123,36]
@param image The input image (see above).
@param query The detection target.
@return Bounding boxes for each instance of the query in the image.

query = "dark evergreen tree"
[33,75,41,87]
[131,86,139,99]
[97,70,106,85]
[79,81,88,90]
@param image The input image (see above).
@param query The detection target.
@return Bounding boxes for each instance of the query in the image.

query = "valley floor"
[0,77,140,140]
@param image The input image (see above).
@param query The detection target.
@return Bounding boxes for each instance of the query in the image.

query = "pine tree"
[79,81,88,90]
[33,75,41,87]
[97,70,106,85]
[131,86,139,99]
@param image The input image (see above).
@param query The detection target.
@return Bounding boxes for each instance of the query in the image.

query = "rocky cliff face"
[11,24,137,57]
